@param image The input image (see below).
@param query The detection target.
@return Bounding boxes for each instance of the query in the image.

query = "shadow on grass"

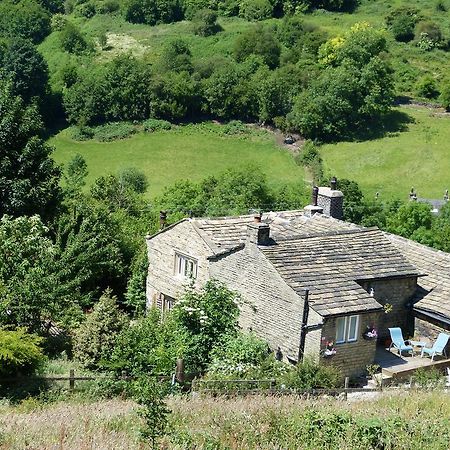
[351,110,415,142]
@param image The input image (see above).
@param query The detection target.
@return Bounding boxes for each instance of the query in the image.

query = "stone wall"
[359,277,417,340]
[210,240,323,362]
[146,220,212,308]
[321,311,380,378]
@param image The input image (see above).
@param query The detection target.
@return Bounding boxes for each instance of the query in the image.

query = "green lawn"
[321,107,450,200]
[50,125,304,197]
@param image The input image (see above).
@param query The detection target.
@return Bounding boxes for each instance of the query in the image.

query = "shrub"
[118,167,148,194]
[239,0,273,21]
[0,328,45,377]
[440,80,450,111]
[92,122,136,141]
[413,367,444,388]
[51,13,68,31]
[143,118,172,132]
[75,1,96,17]
[96,0,120,13]
[415,76,439,99]
[415,21,443,50]
[385,7,419,42]
[222,120,248,135]
[192,8,220,37]
[60,22,88,54]
[281,357,341,389]
[435,0,447,11]
[73,290,129,370]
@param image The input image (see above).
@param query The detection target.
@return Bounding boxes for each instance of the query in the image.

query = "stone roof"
[190,211,360,254]
[260,228,420,317]
[386,234,450,322]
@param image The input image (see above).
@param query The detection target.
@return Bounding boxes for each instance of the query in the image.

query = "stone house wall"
[359,277,417,340]
[209,241,323,362]
[146,220,212,308]
[321,311,380,378]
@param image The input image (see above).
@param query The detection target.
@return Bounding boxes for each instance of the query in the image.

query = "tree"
[63,154,88,199]
[60,22,88,54]
[239,0,273,21]
[0,0,51,44]
[192,8,220,37]
[0,80,61,219]
[0,216,76,332]
[158,39,193,73]
[74,290,129,369]
[124,0,183,25]
[385,7,419,42]
[440,80,450,111]
[386,202,433,238]
[416,76,439,99]
[0,38,49,103]
[234,25,281,69]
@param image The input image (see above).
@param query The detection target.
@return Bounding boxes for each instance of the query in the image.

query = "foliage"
[0,328,45,377]
[415,21,444,51]
[385,7,420,42]
[239,0,273,21]
[295,141,323,184]
[234,25,281,69]
[191,8,220,37]
[60,22,89,54]
[281,356,341,389]
[73,290,129,370]
[108,308,187,375]
[72,122,136,142]
[440,80,450,111]
[0,38,49,103]
[0,80,61,219]
[415,76,439,99]
[158,39,193,73]
[386,202,433,238]
[0,216,76,332]
[132,377,171,449]
[124,0,183,25]
[124,247,148,316]
[171,280,241,371]
[143,118,172,132]
[0,0,51,44]
[413,367,444,388]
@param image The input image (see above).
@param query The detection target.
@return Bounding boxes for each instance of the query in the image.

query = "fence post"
[344,376,349,401]
[176,358,185,384]
[69,369,75,392]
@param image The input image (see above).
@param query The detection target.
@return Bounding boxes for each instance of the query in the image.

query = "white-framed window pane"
[347,315,359,342]
[336,317,346,343]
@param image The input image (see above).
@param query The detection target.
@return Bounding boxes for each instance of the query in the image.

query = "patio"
[375,345,450,379]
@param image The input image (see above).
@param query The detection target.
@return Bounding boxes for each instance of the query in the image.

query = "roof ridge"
[191,210,305,222]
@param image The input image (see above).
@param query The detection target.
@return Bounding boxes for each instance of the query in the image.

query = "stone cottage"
[146,182,450,377]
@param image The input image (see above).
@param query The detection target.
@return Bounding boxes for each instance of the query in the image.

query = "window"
[175,252,198,279]
[336,315,360,344]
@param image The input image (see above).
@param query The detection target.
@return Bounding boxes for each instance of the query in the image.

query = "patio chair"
[421,333,450,362]
[388,327,413,356]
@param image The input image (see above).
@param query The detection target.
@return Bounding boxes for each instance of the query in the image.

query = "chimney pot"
[312,186,319,206]
[330,177,337,191]
[159,210,167,230]
[254,211,262,223]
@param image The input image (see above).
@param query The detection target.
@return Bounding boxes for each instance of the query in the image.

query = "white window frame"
[336,315,360,344]
[174,252,198,279]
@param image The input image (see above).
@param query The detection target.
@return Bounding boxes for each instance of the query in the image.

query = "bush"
[60,22,88,54]
[0,328,45,377]
[416,76,439,99]
[51,13,68,31]
[385,7,419,42]
[222,120,248,135]
[415,21,443,50]
[435,0,447,11]
[440,81,450,111]
[239,0,273,21]
[96,0,120,13]
[73,290,129,370]
[92,122,136,141]
[118,167,148,194]
[281,357,341,389]
[143,118,172,132]
[124,0,183,25]
[192,8,220,37]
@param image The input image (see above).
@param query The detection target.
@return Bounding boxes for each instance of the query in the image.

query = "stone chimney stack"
[317,177,344,220]
[304,186,324,217]
[247,214,270,245]
[159,210,167,230]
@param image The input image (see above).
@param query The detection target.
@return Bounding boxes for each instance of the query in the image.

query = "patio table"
[407,340,427,356]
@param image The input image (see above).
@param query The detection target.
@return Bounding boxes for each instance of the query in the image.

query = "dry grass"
[1,392,450,449]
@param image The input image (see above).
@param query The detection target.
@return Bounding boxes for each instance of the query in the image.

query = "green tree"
[192,8,220,36]
[239,0,273,21]
[386,202,433,238]
[0,38,49,103]
[0,80,61,219]
[60,22,88,54]
[0,216,76,332]
[124,0,183,25]
[74,290,129,369]
[0,328,45,377]
[234,25,281,69]
[416,76,439,99]
[63,153,88,199]
[385,7,419,42]
[0,0,51,44]
[440,80,450,111]
[158,39,193,73]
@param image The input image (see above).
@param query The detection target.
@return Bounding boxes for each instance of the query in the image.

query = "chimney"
[253,211,262,223]
[304,185,323,217]
[159,210,167,230]
[247,221,270,245]
[317,177,344,220]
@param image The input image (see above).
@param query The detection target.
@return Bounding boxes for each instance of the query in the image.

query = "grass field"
[50,125,304,197]
[321,106,450,200]
[1,391,450,449]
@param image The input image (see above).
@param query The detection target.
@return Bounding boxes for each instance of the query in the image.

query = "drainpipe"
[298,289,310,362]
